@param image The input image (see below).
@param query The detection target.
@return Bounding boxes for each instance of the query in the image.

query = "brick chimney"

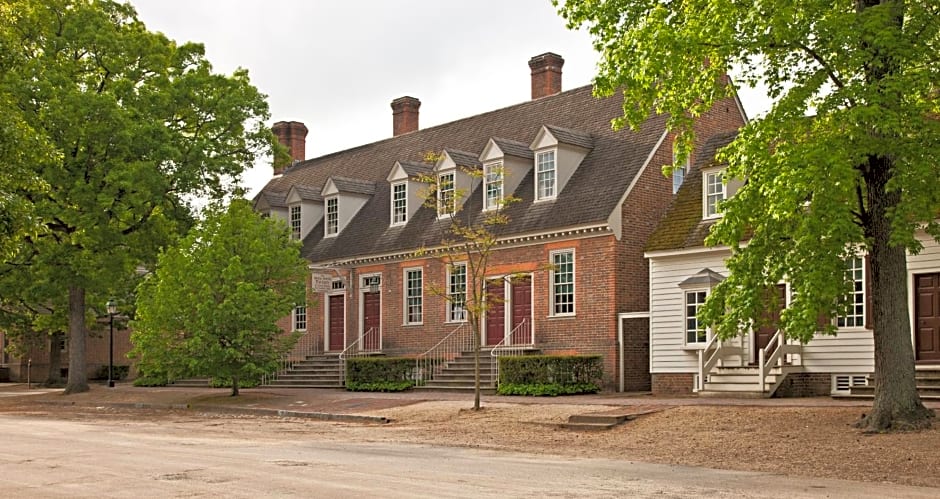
[391,96,420,136]
[528,52,564,100]
[272,121,308,175]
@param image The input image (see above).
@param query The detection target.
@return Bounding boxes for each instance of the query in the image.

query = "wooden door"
[510,276,532,345]
[328,295,345,352]
[755,284,787,359]
[362,291,381,351]
[485,280,505,346]
[915,273,940,362]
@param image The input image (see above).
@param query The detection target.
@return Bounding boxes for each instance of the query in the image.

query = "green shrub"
[133,375,169,387]
[209,376,260,389]
[497,355,602,396]
[93,365,130,380]
[346,357,414,392]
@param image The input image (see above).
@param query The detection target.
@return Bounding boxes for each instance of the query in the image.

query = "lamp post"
[107,299,117,388]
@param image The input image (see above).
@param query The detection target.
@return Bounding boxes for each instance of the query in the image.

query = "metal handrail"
[339,327,380,384]
[490,318,530,386]
[261,329,322,386]
[414,323,472,384]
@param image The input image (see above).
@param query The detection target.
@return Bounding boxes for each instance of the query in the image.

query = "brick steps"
[847,368,940,400]
[264,355,344,388]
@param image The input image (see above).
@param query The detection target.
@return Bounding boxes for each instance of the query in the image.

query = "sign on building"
[311,272,334,293]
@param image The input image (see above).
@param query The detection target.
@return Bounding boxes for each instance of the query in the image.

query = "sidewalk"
[4,381,929,421]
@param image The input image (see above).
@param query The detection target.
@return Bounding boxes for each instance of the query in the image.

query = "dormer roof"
[531,125,594,151]
[388,160,433,182]
[483,138,534,161]
[323,176,376,196]
[253,190,287,211]
[287,185,323,203]
[435,148,481,172]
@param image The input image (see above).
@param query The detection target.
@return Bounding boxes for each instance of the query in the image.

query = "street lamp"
[107,299,117,388]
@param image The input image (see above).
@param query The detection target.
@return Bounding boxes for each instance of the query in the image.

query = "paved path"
[1,414,936,498]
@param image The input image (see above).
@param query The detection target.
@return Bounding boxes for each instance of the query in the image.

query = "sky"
[130,0,772,198]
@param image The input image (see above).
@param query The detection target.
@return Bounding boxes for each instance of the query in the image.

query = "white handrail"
[339,327,379,384]
[757,329,802,395]
[262,330,323,385]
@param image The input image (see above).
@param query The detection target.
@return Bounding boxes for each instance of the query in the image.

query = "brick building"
[256,52,746,390]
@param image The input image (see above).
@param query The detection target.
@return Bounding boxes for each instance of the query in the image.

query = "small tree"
[417,154,519,410]
[131,199,308,396]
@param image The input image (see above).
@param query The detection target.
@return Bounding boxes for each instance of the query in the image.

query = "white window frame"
[289,204,301,240]
[837,256,866,329]
[437,172,456,218]
[684,290,709,346]
[325,197,338,236]
[293,305,307,332]
[447,262,467,323]
[704,170,725,218]
[549,249,575,316]
[535,150,557,201]
[483,161,503,211]
[404,267,423,325]
[391,182,407,226]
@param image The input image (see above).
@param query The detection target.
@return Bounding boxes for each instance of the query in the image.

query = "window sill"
[403,322,423,327]
[547,314,575,319]
[682,344,707,351]
[444,320,469,324]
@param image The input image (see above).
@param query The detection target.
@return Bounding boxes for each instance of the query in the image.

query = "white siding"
[649,236,940,375]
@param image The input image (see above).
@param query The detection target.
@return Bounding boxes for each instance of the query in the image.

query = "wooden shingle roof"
[256,85,670,263]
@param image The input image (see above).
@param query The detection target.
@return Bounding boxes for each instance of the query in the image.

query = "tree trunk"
[472,321,481,411]
[231,375,239,397]
[856,156,934,431]
[63,286,89,394]
[44,331,64,387]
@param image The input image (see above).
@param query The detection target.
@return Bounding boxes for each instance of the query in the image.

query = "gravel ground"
[1,386,937,489]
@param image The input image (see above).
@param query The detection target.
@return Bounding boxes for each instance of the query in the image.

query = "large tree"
[557,0,939,430]
[0,0,277,394]
[131,199,308,396]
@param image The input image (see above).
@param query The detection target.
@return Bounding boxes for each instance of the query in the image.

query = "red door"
[510,277,532,345]
[755,284,786,359]
[328,295,345,352]
[362,291,381,351]
[485,280,505,346]
[915,273,940,362]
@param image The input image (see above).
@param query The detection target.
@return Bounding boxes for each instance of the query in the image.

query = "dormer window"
[289,205,302,240]
[536,150,556,200]
[704,170,725,218]
[672,146,689,194]
[325,197,339,236]
[391,182,407,225]
[484,162,503,210]
[438,172,456,217]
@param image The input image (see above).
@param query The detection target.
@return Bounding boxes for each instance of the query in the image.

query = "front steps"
[847,367,940,400]
[417,350,498,393]
[264,355,344,389]
[697,365,788,398]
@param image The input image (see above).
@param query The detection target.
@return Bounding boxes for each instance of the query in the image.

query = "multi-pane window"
[484,162,503,210]
[551,250,575,315]
[391,182,407,225]
[438,172,455,216]
[405,269,423,324]
[536,150,556,200]
[448,263,467,322]
[289,205,301,240]
[837,257,865,328]
[705,171,725,217]
[325,197,338,236]
[293,306,307,331]
[685,291,708,344]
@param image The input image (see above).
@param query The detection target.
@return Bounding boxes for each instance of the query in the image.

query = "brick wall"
[652,372,695,395]
[621,317,651,391]
[773,373,832,398]
[0,327,133,382]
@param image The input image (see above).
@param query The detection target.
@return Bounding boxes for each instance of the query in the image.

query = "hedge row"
[345,357,414,392]
[497,354,602,396]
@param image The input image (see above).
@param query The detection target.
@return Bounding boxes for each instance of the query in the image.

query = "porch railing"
[757,329,802,395]
[339,327,380,384]
[261,330,322,385]
[490,318,531,386]
[414,323,473,384]
[696,334,745,391]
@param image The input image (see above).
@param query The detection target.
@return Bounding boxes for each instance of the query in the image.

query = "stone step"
[701,381,773,393]
[170,378,211,387]
[413,385,497,394]
[706,374,782,384]
[697,389,767,399]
